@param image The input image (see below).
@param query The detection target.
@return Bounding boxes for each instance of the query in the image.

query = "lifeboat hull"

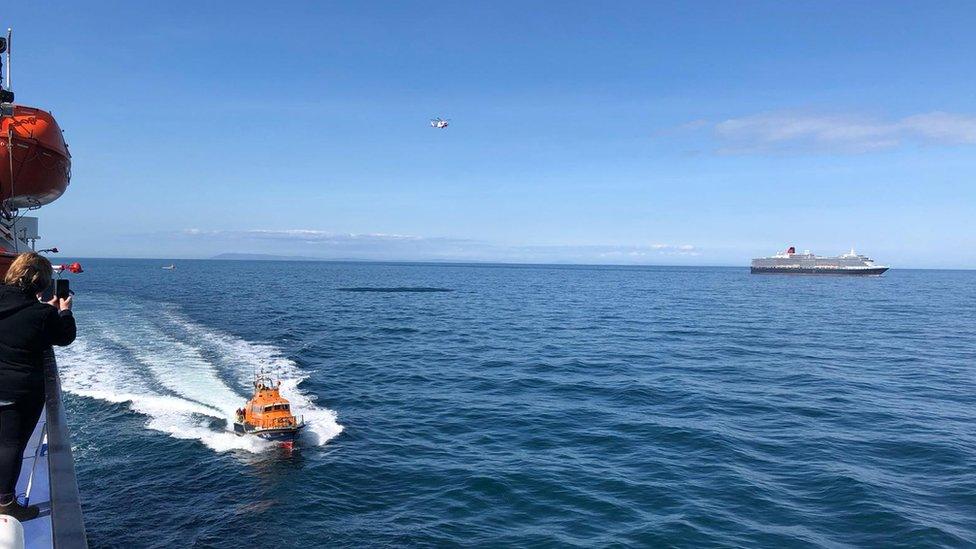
[233,421,306,442]
[0,105,71,209]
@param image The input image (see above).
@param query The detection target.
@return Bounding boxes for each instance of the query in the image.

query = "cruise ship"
[751,246,889,275]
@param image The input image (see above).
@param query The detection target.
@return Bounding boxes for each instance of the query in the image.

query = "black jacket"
[0,284,76,401]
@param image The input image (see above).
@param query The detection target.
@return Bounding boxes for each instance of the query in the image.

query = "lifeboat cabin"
[233,375,305,444]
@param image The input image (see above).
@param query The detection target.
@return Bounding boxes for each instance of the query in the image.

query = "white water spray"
[57,296,343,453]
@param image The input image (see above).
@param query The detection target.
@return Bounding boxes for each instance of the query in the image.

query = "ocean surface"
[56,260,975,547]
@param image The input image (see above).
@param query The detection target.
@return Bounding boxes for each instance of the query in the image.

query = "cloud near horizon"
[174,229,699,263]
[697,111,976,154]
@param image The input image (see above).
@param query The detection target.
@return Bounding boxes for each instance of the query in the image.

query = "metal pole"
[5,29,10,90]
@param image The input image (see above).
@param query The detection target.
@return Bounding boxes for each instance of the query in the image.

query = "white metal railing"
[22,421,47,506]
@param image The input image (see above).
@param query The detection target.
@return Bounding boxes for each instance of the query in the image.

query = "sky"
[5,1,976,267]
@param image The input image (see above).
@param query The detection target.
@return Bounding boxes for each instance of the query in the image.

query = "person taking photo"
[0,252,76,521]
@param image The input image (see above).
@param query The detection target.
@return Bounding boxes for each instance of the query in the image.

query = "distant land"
[206,254,726,267]
[211,253,329,261]
[210,253,468,263]
[210,253,498,263]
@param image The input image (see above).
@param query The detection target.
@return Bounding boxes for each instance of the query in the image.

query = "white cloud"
[899,112,976,142]
[523,244,701,261]
[706,111,976,153]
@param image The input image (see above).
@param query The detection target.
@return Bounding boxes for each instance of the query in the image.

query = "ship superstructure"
[0,28,86,548]
[751,246,889,275]
[0,28,71,273]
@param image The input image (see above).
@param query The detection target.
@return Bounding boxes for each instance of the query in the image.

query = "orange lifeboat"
[233,374,306,445]
[0,104,71,211]
[0,106,72,276]
[0,31,73,277]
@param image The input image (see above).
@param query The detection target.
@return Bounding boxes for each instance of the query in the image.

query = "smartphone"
[56,279,71,299]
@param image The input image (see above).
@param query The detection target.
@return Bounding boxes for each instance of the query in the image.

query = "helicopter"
[430,117,450,129]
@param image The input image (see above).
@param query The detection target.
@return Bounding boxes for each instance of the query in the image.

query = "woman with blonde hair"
[0,252,76,521]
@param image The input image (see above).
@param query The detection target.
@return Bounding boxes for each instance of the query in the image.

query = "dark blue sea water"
[58,260,976,547]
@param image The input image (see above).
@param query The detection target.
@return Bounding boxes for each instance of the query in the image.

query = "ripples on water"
[337,287,454,293]
[60,261,976,547]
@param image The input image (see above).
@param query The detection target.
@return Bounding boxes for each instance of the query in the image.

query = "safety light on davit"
[53,262,83,275]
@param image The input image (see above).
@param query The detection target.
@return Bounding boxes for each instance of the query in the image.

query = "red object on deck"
[1,104,72,210]
[54,261,84,274]
[786,246,796,254]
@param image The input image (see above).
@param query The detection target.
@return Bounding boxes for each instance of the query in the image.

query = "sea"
[55,259,975,547]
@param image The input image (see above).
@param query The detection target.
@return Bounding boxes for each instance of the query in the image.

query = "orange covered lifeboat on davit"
[0,104,71,212]
[0,28,73,276]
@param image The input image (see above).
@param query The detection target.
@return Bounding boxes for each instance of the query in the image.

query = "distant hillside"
[209,254,498,264]
[210,253,328,261]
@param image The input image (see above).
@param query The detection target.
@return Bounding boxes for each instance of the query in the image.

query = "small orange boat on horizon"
[234,373,306,446]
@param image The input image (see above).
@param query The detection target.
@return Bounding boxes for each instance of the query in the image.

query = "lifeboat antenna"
[0,28,11,112]
[0,29,9,221]
[4,28,9,91]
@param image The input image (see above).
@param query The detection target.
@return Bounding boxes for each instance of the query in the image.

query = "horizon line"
[58,255,976,272]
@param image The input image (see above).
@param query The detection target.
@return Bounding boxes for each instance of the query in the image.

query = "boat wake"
[56,295,343,453]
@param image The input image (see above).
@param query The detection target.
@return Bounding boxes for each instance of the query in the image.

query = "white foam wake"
[56,295,343,453]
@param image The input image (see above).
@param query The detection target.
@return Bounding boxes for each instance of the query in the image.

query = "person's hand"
[42,295,72,311]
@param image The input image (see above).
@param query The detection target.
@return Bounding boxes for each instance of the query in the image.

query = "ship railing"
[42,348,88,548]
[22,421,47,506]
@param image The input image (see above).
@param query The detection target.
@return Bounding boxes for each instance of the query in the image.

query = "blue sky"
[6,1,976,267]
